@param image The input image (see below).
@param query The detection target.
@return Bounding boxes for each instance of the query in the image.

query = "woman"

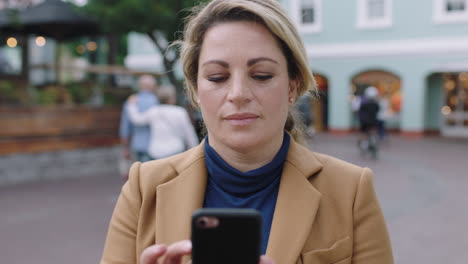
[127,86,199,160]
[101,0,393,263]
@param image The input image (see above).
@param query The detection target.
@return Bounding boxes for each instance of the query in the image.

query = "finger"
[259,255,275,264]
[162,240,192,264]
[140,244,167,264]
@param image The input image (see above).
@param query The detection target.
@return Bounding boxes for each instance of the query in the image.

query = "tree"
[83,0,207,103]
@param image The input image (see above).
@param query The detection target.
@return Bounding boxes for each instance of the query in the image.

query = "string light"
[86,41,97,51]
[76,44,86,54]
[35,36,46,47]
[6,37,17,47]
[441,106,451,116]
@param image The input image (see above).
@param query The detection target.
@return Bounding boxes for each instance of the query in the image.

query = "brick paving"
[1,133,467,264]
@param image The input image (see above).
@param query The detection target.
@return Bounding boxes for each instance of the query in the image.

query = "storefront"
[440,72,468,137]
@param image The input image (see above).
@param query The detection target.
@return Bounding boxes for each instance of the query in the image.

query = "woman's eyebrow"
[201,60,229,68]
[247,57,278,66]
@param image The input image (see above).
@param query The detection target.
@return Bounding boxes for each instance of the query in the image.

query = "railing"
[0,105,122,155]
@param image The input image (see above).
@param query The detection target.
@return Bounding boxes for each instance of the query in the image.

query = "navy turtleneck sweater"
[203,133,290,254]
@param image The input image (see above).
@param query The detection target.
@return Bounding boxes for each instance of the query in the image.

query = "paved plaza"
[310,133,468,264]
[1,133,467,264]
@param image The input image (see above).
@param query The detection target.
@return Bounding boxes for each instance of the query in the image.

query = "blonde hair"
[178,0,317,143]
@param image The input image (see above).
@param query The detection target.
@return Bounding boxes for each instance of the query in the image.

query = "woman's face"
[196,21,297,153]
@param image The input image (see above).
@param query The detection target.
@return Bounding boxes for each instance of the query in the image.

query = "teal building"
[281,0,468,137]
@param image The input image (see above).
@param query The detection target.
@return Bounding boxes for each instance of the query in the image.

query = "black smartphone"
[191,208,262,264]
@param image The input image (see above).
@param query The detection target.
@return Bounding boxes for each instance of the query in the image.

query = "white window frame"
[433,0,468,24]
[356,0,393,29]
[290,0,323,34]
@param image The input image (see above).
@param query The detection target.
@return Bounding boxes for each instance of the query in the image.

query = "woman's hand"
[140,240,191,264]
[259,255,275,264]
[140,240,275,264]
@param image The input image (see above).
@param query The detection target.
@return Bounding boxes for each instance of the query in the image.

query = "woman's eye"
[253,74,273,81]
[207,76,228,83]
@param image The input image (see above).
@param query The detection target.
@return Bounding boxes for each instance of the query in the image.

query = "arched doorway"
[439,72,468,137]
[350,70,402,131]
[313,73,329,132]
[296,73,328,133]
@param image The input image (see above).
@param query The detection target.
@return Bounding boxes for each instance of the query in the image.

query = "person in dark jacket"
[358,86,380,135]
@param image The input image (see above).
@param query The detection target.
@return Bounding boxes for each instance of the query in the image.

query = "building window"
[301,0,316,24]
[434,0,468,23]
[446,0,466,11]
[368,0,385,18]
[0,36,23,76]
[291,0,322,33]
[357,0,393,29]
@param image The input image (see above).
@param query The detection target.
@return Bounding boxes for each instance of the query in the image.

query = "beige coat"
[101,139,393,264]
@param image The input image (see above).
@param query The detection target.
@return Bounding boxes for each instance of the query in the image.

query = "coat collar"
[266,139,323,263]
[155,139,323,263]
[155,143,207,245]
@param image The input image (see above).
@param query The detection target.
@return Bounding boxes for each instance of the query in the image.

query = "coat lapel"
[155,144,208,245]
[267,140,323,264]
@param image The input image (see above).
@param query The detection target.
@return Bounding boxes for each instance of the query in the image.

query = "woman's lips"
[224,113,259,126]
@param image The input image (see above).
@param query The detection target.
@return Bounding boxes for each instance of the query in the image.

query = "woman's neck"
[207,133,284,173]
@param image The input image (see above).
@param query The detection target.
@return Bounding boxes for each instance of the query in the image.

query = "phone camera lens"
[196,216,218,229]
[198,218,207,227]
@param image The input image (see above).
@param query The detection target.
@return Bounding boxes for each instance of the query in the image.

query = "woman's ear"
[192,92,200,104]
[288,79,299,100]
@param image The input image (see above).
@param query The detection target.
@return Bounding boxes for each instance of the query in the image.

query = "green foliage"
[37,86,62,105]
[83,0,206,43]
[0,80,15,97]
[82,0,209,103]
[0,80,131,106]
[65,82,93,104]
[0,80,22,104]
[116,34,128,64]
[35,83,91,105]
[102,85,133,105]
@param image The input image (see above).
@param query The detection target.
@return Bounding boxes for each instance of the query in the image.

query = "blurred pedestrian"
[126,85,199,159]
[377,95,390,141]
[101,0,393,263]
[357,86,380,154]
[119,74,159,167]
[351,93,362,113]
[351,92,363,129]
[358,86,380,136]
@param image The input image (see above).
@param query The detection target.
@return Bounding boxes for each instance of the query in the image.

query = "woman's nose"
[226,75,253,104]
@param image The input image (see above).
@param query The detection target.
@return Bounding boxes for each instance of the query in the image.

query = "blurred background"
[1,0,467,263]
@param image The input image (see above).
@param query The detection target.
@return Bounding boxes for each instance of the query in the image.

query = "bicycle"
[358,129,379,160]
